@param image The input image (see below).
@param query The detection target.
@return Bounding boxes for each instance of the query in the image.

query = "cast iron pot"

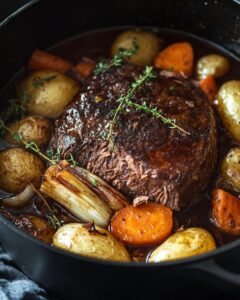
[1,0,240,299]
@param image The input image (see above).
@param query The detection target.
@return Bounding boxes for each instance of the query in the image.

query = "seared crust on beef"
[50,63,217,211]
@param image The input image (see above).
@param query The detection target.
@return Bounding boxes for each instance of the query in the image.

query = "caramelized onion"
[2,184,34,208]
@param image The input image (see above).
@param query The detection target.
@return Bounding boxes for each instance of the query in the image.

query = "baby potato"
[18,71,80,118]
[221,148,240,191]
[53,223,131,262]
[217,80,240,143]
[111,30,161,66]
[5,116,53,147]
[148,227,216,263]
[197,54,229,80]
[0,148,45,194]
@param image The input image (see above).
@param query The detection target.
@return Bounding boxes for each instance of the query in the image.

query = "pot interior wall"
[1,0,240,298]
[0,0,240,92]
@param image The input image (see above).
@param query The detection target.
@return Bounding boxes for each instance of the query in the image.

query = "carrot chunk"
[28,49,71,73]
[74,61,95,78]
[154,42,194,76]
[110,203,173,246]
[212,189,240,235]
[199,75,218,102]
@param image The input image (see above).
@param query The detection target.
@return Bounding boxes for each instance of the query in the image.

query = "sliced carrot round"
[154,42,194,76]
[110,203,173,246]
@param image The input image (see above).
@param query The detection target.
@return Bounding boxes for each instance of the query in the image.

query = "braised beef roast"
[50,63,217,211]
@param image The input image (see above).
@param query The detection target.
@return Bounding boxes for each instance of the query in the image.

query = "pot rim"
[1,213,240,268]
[1,0,240,270]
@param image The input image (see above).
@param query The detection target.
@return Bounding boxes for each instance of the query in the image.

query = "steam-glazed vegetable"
[5,116,53,147]
[40,161,113,227]
[154,42,194,76]
[217,81,240,143]
[199,75,218,102]
[111,30,160,66]
[110,203,173,246]
[2,184,34,208]
[53,223,131,261]
[18,70,80,118]
[0,148,45,194]
[196,54,229,80]
[212,189,240,235]
[221,148,240,191]
[148,228,216,263]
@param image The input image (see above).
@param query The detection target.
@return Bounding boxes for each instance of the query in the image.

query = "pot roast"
[50,63,217,211]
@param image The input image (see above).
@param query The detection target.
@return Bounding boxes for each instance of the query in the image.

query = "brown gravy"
[1,27,240,261]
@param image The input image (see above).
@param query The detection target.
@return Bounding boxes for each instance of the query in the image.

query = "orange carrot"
[199,75,218,102]
[154,42,194,76]
[74,61,95,78]
[212,189,240,235]
[110,203,173,246]
[28,49,71,73]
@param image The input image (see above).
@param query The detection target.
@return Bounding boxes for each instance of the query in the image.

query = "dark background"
[0,1,240,299]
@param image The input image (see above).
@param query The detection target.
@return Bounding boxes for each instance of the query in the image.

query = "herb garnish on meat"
[107,66,189,149]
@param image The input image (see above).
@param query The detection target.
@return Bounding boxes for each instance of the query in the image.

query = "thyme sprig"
[0,119,55,164]
[107,66,189,148]
[30,183,63,229]
[46,148,62,164]
[94,39,139,75]
[0,98,26,138]
[107,66,154,147]
[126,101,189,134]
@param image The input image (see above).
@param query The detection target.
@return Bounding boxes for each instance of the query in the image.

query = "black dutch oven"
[1,0,240,299]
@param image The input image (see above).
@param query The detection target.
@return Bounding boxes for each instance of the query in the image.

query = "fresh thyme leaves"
[66,153,79,167]
[168,86,175,94]
[107,66,155,147]
[47,149,79,167]
[0,119,55,164]
[32,75,57,88]
[107,66,189,148]
[47,147,62,164]
[94,39,139,75]
[30,183,63,229]
[0,98,25,138]
[126,101,189,134]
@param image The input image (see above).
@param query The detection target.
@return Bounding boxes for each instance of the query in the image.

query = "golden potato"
[111,30,161,66]
[217,80,240,143]
[5,116,53,147]
[0,148,45,194]
[53,223,131,262]
[18,71,80,118]
[148,227,216,263]
[197,54,229,80]
[221,147,240,191]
